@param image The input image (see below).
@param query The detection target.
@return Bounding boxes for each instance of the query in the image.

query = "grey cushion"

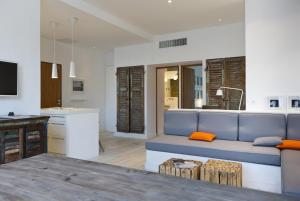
[281,150,300,197]
[253,136,282,147]
[287,114,300,140]
[198,112,239,140]
[146,135,281,166]
[239,113,286,142]
[164,111,198,136]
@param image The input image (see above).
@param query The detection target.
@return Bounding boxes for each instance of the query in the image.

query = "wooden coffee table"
[159,158,202,180]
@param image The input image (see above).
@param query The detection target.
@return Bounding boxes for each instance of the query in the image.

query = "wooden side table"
[200,159,242,187]
[159,158,202,180]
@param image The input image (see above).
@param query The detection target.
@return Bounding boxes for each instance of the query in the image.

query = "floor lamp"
[216,87,244,110]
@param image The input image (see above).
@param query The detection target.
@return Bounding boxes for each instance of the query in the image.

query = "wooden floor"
[92,132,146,170]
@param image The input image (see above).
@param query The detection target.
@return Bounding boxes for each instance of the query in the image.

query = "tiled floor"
[92,132,146,170]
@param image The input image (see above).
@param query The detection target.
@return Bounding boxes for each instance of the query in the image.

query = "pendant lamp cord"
[52,23,56,64]
[71,19,74,61]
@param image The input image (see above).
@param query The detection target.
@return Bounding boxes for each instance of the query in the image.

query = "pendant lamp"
[69,17,78,78]
[51,22,58,79]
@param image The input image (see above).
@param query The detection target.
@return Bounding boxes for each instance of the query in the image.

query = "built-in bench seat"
[281,150,300,198]
[145,110,300,194]
[148,111,284,166]
[281,114,300,197]
[146,135,280,166]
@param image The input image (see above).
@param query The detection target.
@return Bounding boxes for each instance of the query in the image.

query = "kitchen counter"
[41,107,99,115]
[41,107,99,160]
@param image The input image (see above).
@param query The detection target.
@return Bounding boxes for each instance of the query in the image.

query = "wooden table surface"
[0,154,296,201]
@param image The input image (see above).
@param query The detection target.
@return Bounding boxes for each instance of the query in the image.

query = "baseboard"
[145,150,282,194]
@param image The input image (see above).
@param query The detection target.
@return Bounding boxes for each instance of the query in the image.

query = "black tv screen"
[0,61,18,96]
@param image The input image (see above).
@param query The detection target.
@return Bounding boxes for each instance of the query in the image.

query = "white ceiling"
[41,0,148,50]
[41,0,245,51]
[84,0,245,35]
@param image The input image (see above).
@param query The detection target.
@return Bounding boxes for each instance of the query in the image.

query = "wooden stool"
[159,158,202,180]
[200,159,242,187]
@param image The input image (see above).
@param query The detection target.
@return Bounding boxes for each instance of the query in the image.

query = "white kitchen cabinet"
[41,108,99,160]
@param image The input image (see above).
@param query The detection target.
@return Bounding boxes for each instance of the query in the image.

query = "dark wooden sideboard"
[0,116,49,164]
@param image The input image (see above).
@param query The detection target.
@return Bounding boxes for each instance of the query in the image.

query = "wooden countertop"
[0,154,296,201]
[0,115,49,123]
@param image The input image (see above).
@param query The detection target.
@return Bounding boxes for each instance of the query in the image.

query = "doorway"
[181,64,203,109]
[156,66,179,135]
[41,62,62,108]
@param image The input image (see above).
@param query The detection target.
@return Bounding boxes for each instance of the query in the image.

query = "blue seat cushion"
[239,113,286,142]
[164,111,198,136]
[198,112,239,140]
[146,135,281,166]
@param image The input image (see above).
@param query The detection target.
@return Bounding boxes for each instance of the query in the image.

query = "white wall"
[115,23,245,66]
[109,23,245,137]
[0,0,40,115]
[246,0,300,112]
[145,66,157,138]
[105,63,116,132]
[41,38,107,130]
[103,52,117,132]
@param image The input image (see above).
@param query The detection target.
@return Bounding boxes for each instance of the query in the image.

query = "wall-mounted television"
[0,61,18,96]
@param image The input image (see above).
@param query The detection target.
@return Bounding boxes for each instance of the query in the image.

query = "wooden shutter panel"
[116,66,145,134]
[206,59,225,109]
[224,57,246,110]
[130,66,144,134]
[117,67,130,132]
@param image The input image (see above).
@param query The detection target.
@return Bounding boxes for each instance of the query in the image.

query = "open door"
[41,62,62,108]
[181,67,196,109]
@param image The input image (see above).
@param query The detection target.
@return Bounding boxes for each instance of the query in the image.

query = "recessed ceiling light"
[168,0,173,4]
[218,18,223,22]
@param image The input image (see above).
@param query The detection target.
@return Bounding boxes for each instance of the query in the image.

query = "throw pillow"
[253,136,282,147]
[276,140,300,150]
[189,132,216,142]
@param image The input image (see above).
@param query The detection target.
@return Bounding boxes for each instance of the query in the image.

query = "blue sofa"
[146,111,300,197]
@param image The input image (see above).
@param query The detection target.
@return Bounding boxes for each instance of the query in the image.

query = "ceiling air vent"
[159,38,187,49]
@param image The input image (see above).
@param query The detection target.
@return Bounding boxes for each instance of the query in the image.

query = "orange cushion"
[189,132,216,142]
[276,140,300,150]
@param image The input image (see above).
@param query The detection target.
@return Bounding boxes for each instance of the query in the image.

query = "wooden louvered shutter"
[130,66,144,133]
[224,57,246,110]
[206,58,225,109]
[117,67,130,132]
